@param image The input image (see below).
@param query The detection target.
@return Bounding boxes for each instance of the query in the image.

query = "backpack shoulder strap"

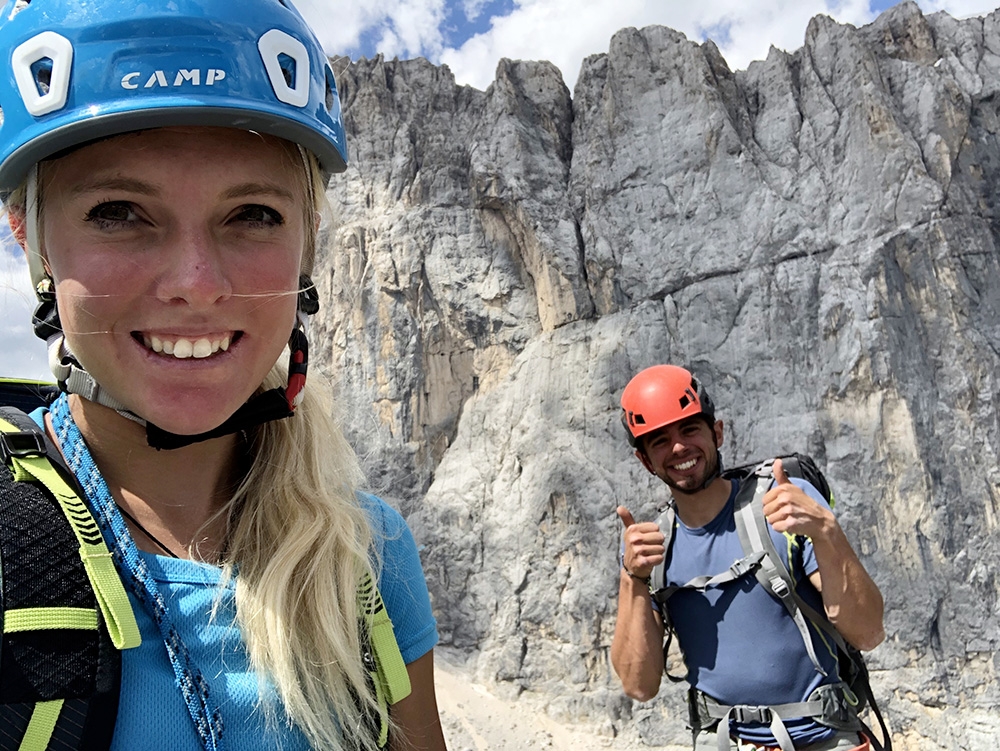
[648,503,676,599]
[732,458,833,677]
[0,407,139,751]
[358,570,411,749]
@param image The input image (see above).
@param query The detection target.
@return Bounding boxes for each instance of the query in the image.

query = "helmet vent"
[12,31,73,117]
[258,28,310,108]
[30,58,52,95]
[679,386,697,410]
[324,65,336,112]
[10,0,30,19]
[277,52,296,89]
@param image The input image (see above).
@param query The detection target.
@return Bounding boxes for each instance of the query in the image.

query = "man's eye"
[235,205,284,227]
[85,201,137,228]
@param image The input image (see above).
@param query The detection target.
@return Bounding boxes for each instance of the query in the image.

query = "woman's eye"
[234,205,284,228]
[85,201,138,229]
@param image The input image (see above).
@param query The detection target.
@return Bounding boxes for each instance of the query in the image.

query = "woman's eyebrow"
[65,177,296,203]
[222,182,296,201]
[69,176,157,197]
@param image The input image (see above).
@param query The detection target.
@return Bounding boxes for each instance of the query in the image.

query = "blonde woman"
[0,0,447,749]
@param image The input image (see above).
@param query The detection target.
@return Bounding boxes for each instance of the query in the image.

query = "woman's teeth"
[144,335,231,359]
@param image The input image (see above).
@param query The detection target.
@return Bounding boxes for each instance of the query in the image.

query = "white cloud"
[437,0,885,91]
[462,0,492,22]
[1,246,50,382]
[295,0,449,61]
[296,0,1000,93]
[925,0,999,17]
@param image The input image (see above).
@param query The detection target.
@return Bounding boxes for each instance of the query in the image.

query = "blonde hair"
[225,367,384,750]
[9,138,389,750]
[199,149,388,750]
[208,148,387,750]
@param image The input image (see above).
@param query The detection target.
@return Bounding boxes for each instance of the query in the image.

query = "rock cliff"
[313,3,1000,747]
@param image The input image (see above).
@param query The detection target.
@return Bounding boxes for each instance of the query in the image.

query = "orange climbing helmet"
[620,365,716,447]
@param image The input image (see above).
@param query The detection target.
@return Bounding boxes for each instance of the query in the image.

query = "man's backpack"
[0,380,409,750]
[648,454,891,751]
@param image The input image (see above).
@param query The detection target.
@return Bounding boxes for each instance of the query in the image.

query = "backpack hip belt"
[691,682,863,751]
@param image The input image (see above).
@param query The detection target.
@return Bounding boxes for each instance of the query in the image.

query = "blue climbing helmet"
[0,0,347,194]
[0,0,347,450]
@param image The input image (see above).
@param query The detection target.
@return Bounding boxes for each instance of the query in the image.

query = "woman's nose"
[155,228,232,308]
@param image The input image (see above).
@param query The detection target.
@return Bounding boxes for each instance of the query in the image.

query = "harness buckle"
[0,429,46,462]
[768,575,790,598]
[729,557,757,578]
[731,705,772,724]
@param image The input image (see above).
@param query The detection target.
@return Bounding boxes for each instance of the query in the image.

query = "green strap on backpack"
[0,383,411,750]
[0,407,136,751]
[359,570,412,747]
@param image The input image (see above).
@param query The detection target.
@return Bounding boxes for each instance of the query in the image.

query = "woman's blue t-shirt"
[108,493,437,750]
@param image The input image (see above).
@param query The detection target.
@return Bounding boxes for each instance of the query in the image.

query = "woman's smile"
[136,331,238,359]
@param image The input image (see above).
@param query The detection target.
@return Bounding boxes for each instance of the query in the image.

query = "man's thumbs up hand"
[618,506,665,581]
[762,459,834,538]
[772,457,793,485]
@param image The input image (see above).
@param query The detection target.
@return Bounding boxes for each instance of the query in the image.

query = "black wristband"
[622,565,651,586]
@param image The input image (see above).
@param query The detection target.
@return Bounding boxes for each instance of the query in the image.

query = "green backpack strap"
[358,570,411,748]
[0,408,140,751]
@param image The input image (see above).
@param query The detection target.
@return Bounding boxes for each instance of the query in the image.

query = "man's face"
[637,416,723,494]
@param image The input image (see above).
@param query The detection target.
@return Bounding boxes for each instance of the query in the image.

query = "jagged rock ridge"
[312,3,1000,748]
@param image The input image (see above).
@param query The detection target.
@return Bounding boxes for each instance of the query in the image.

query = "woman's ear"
[6,207,27,249]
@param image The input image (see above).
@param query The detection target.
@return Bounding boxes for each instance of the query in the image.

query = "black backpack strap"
[644,504,691,684]
[0,408,125,751]
[647,503,675,599]
[732,458,892,751]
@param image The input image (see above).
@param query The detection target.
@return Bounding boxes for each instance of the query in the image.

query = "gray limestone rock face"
[313,3,1000,747]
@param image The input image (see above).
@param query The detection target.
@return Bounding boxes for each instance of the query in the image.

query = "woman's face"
[39,126,309,435]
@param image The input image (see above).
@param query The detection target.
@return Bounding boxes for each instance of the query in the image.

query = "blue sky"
[2,0,998,381]
[293,0,999,90]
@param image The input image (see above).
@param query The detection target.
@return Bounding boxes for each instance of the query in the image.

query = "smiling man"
[610,364,885,751]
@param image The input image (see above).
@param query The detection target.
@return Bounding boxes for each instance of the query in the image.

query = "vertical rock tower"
[313,3,1000,747]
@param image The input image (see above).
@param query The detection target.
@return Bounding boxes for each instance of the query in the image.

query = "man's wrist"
[622,564,651,586]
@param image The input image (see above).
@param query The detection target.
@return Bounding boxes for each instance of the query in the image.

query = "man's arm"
[610,507,667,701]
[762,460,885,651]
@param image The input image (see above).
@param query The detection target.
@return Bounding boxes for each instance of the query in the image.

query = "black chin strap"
[145,388,294,450]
